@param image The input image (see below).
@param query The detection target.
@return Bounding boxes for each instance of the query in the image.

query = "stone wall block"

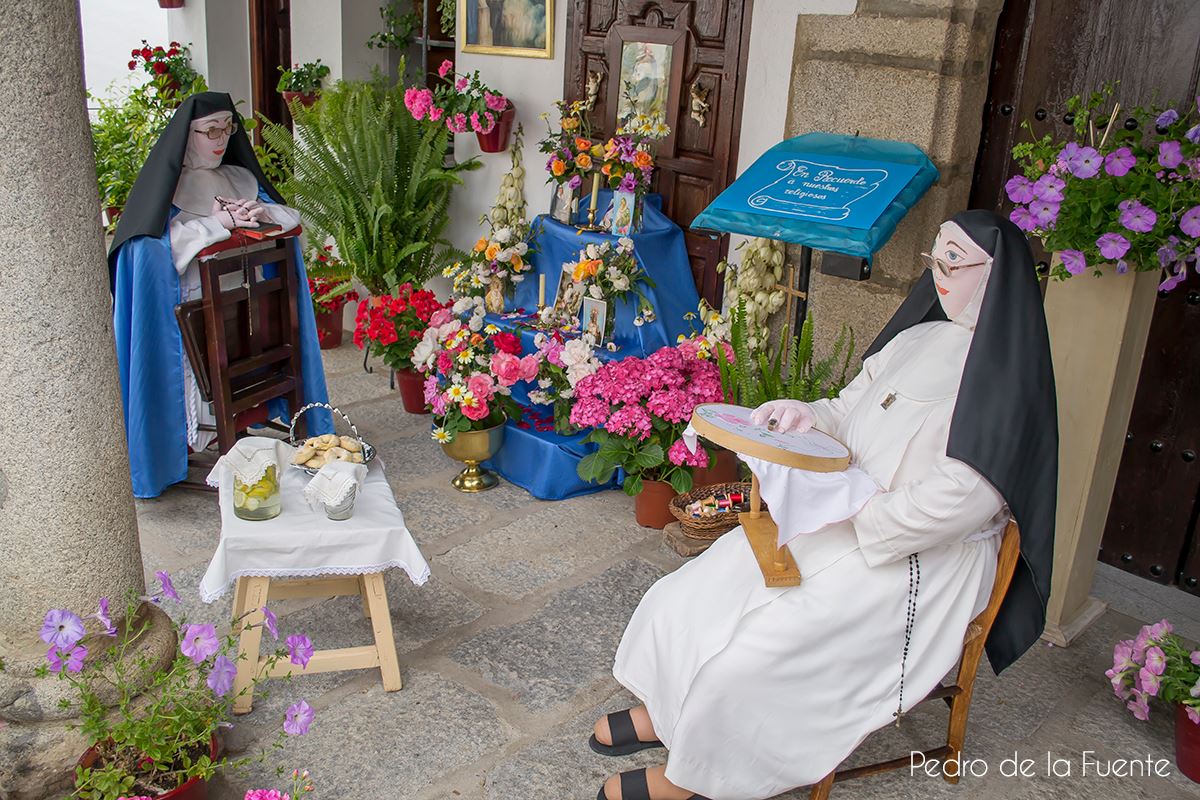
[796,14,972,67]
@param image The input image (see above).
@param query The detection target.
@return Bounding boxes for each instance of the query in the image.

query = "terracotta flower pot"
[635,479,677,529]
[394,367,429,415]
[158,0,185,7]
[476,104,516,153]
[282,90,319,108]
[78,736,216,799]
[1176,704,1200,783]
[314,310,343,349]
[691,448,739,488]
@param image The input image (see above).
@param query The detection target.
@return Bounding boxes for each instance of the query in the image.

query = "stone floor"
[132,339,1200,800]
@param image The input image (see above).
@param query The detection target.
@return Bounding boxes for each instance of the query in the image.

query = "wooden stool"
[229,571,403,714]
[808,522,1022,798]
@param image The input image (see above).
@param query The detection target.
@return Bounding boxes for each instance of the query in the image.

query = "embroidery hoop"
[689,403,851,587]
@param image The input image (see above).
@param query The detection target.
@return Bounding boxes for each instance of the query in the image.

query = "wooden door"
[250,0,292,133]
[564,0,754,306]
[970,0,1200,591]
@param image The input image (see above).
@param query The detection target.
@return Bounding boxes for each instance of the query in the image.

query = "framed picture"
[460,0,554,59]
[552,266,584,317]
[580,296,608,345]
[606,25,686,156]
[609,189,636,236]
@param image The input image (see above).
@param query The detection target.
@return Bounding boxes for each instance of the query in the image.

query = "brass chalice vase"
[441,418,507,492]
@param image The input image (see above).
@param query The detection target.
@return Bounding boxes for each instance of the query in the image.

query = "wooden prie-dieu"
[689,403,851,587]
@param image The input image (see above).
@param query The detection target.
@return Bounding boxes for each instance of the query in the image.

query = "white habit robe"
[613,289,1010,799]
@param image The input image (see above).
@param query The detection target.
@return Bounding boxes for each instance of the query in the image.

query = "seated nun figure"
[590,210,1058,800]
[109,92,332,499]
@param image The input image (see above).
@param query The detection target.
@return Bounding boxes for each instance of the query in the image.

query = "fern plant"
[715,300,855,408]
[260,69,479,294]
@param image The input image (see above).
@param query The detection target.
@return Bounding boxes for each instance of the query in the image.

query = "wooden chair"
[808,521,1022,799]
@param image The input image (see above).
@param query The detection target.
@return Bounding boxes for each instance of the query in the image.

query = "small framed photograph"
[609,190,636,236]
[460,0,554,59]
[606,25,686,156]
[580,296,607,345]
[552,266,584,317]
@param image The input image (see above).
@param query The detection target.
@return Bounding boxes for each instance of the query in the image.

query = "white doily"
[304,460,367,510]
[205,436,292,487]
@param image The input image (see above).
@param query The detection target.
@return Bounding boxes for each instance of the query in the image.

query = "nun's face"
[927,221,990,320]
[186,111,235,170]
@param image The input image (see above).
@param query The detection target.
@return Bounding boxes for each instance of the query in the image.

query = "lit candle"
[538,274,546,308]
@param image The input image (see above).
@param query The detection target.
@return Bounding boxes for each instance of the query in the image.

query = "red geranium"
[354,284,450,372]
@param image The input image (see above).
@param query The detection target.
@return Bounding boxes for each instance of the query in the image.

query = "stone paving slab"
[393,484,494,547]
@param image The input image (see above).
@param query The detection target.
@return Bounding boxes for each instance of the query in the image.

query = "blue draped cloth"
[112,196,332,499]
[481,193,699,499]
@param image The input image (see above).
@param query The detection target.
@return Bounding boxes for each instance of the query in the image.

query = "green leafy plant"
[367,1,421,50]
[276,60,330,94]
[260,66,480,294]
[437,0,456,38]
[714,300,855,408]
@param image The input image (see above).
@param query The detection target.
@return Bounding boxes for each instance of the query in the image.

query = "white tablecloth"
[740,454,880,548]
[200,458,430,603]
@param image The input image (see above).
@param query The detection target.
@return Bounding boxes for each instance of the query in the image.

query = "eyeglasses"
[919,252,991,278]
[191,121,238,140]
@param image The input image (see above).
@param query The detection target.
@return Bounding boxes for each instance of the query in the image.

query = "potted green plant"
[39,572,315,799]
[307,245,358,349]
[261,65,480,295]
[277,60,330,108]
[405,61,513,153]
[128,41,204,105]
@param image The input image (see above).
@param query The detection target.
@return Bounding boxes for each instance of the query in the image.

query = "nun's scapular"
[602,210,1057,800]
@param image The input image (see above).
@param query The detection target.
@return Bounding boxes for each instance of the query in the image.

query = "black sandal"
[595,767,711,800]
[588,709,665,756]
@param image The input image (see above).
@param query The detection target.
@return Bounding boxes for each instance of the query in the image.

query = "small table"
[200,456,430,714]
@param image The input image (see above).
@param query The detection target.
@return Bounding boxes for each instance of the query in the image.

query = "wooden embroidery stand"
[689,403,851,587]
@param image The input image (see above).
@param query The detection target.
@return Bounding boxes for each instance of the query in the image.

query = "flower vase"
[314,310,343,349]
[635,479,677,529]
[485,276,506,314]
[441,417,506,492]
[551,182,580,225]
[394,368,429,415]
[1177,705,1200,783]
[78,736,217,799]
[476,104,516,153]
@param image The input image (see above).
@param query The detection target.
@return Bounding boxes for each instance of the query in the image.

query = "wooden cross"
[772,262,809,366]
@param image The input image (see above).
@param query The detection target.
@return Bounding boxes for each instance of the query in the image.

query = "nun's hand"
[749,400,815,434]
[211,198,260,229]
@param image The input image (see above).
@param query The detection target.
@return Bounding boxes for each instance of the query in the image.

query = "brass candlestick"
[576,172,606,232]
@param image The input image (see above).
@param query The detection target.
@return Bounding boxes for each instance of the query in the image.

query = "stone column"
[0,1,160,795]
[783,0,1005,355]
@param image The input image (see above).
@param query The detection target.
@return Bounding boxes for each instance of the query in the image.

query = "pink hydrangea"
[647,388,694,424]
[570,395,611,428]
[604,404,652,440]
[667,438,709,467]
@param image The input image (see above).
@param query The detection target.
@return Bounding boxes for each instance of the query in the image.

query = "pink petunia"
[1144,646,1167,676]
[438,59,453,78]
[1127,692,1151,721]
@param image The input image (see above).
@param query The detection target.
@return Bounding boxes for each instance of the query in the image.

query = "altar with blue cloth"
[482,192,701,500]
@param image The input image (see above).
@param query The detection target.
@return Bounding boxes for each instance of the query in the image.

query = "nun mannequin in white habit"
[590,210,1059,800]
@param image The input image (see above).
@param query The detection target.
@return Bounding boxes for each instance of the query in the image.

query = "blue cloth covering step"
[112,199,333,499]
[481,194,700,500]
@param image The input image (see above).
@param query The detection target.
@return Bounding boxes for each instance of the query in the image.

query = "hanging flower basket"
[282,90,319,108]
[157,0,185,8]
[477,103,516,153]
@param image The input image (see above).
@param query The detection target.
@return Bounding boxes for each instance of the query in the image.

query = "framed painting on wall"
[605,25,686,156]
[460,0,554,58]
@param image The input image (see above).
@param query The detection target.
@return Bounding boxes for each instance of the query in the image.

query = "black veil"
[863,209,1058,675]
[107,92,284,287]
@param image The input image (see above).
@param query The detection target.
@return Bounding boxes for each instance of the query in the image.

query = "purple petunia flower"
[1058,142,1082,163]
[1031,174,1066,203]
[1128,691,1151,721]
[286,634,314,669]
[41,609,86,649]
[1159,262,1187,292]
[1188,707,1200,725]
[1118,199,1157,233]
[284,700,315,736]
[1005,175,1035,204]
[1180,206,1200,238]
[1192,651,1200,666]
[1187,124,1200,145]
[1139,666,1162,697]
[95,598,117,636]
[1104,147,1136,177]
[261,606,279,640]
[207,653,237,697]
[1145,646,1167,676]
[1096,232,1131,260]
[618,173,639,194]
[1009,206,1036,232]
[1158,235,1181,268]
[1156,109,1180,128]
[1066,145,1102,178]
[1116,260,1129,274]
[180,623,219,664]
[1193,677,1200,698]
[567,174,582,190]
[47,644,88,674]
[1060,249,1087,275]
[1029,199,1060,228]
[156,570,179,602]
[1159,140,1184,169]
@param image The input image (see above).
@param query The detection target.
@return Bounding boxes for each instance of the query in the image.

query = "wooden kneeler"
[808,522,1022,798]
[230,572,403,714]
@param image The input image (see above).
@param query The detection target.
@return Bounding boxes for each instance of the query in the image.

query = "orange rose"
[510,255,524,270]
[485,243,501,261]
[574,137,592,151]
[633,150,653,169]
[551,159,566,176]
[562,117,580,131]
[473,237,488,253]
[575,153,593,170]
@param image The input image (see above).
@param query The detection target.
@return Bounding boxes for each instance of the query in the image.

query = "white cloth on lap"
[200,457,430,602]
[740,454,880,547]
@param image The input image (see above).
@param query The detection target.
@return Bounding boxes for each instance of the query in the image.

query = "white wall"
[166,0,252,111]
[80,0,168,103]
[290,0,390,83]
[446,0,569,253]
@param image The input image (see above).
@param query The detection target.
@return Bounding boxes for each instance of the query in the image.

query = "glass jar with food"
[233,464,281,521]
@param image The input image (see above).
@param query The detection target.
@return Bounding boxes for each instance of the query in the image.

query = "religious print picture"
[552,265,585,317]
[609,190,637,236]
[616,40,673,130]
[460,0,553,58]
[580,296,608,346]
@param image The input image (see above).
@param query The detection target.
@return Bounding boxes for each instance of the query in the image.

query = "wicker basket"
[668,481,760,541]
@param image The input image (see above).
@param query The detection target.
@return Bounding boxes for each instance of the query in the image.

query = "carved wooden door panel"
[564,0,753,306]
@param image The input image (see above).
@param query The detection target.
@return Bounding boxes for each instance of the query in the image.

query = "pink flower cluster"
[243,792,289,800]
[491,351,539,388]
[403,87,435,120]
[1106,617,1200,723]
[569,343,724,444]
